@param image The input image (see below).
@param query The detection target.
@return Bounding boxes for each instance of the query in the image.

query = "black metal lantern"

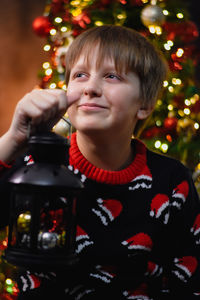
[4,131,83,271]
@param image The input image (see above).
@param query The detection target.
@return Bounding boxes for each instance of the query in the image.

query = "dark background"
[0,0,199,135]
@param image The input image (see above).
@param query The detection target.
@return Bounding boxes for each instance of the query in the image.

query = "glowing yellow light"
[168,104,174,111]
[71,8,82,17]
[49,83,57,89]
[71,0,80,6]
[177,13,184,19]
[2,240,7,246]
[197,163,200,170]
[184,108,190,115]
[184,99,191,106]
[194,122,199,130]
[62,84,67,91]
[43,44,51,51]
[164,43,171,51]
[178,110,184,117]
[155,140,161,149]
[141,0,148,3]
[155,26,162,35]
[176,48,184,57]
[117,14,124,19]
[5,279,12,285]
[157,99,163,105]
[61,26,68,32]
[43,62,50,69]
[149,25,156,34]
[172,78,182,85]
[45,68,53,76]
[55,17,62,23]
[156,120,162,126]
[168,86,174,93]
[167,40,174,47]
[163,10,169,15]
[95,21,103,26]
[161,143,168,153]
[163,81,168,87]
[50,28,57,36]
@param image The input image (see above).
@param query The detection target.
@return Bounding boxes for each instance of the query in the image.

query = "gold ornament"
[17,211,31,232]
[141,4,165,27]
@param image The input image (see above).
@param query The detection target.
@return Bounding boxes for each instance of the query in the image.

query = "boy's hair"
[65,25,168,136]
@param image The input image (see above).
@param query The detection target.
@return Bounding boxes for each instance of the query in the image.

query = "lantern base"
[4,249,79,271]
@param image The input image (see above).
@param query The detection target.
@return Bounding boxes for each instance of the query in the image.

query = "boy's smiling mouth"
[78,102,108,111]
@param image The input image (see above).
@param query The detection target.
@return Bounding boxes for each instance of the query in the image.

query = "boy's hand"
[0,89,76,163]
[9,89,68,144]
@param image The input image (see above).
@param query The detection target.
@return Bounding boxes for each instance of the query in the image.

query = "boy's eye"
[106,73,121,80]
[75,73,85,78]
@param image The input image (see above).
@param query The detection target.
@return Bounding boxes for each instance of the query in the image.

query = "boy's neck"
[76,131,134,171]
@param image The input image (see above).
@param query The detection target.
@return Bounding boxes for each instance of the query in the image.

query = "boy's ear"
[137,105,154,120]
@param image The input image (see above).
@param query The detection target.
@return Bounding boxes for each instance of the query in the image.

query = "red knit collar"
[69,132,147,185]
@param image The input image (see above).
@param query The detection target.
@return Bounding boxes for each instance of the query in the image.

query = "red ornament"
[164,117,178,132]
[141,126,161,139]
[163,21,199,43]
[72,12,91,29]
[32,16,52,37]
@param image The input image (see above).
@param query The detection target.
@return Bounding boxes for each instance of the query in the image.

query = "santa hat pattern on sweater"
[121,233,153,252]
[145,261,163,278]
[191,214,200,245]
[171,180,189,210]
[150,194,170,224]
[129,165,152,191]
[123,283,151,300]
[172,256,198,283]
[89,265,116,284]
[18,272,42,292]
[76,225,94,254]
[92,198,123,226]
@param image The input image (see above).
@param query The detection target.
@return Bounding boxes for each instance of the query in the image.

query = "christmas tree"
[1,0,200,298]
[31,0,200,192]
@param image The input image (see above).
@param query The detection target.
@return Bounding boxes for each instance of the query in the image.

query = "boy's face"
[67,47,147,138]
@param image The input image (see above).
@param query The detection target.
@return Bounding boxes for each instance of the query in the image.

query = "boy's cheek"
[66,89,81,106]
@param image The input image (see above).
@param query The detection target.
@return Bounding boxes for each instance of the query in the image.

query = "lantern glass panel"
[10,192,32,249]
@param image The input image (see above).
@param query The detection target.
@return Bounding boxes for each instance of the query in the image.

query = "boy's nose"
[83,79,102,97]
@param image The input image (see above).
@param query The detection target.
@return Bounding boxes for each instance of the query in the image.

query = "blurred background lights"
[43,44,51,51]
[168,104,173,111]
[155,140,161,149]
[177,12,184,19]
[95,21,103,26]
[184,108,191,115]
[43,62,50,69]
[168,86,174,92]
[50,28,57,35]
[185,99,191,106]
[161,143,168,153]
[45,68,53,76]
[176,48,184,57]
[61,26,68,32]
[163,10,169,16]
[49,83,56,89]
[55,17,62,23]
[167,40,173,46]
[163,80,168,87]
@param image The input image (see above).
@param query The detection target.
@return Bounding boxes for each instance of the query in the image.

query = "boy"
[0,25,200,299]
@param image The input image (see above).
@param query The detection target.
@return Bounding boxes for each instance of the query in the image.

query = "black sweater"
[1,133,200,300]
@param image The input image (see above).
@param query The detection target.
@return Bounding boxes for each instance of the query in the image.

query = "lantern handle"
[61,116,72,144]
[27,117,72,144]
